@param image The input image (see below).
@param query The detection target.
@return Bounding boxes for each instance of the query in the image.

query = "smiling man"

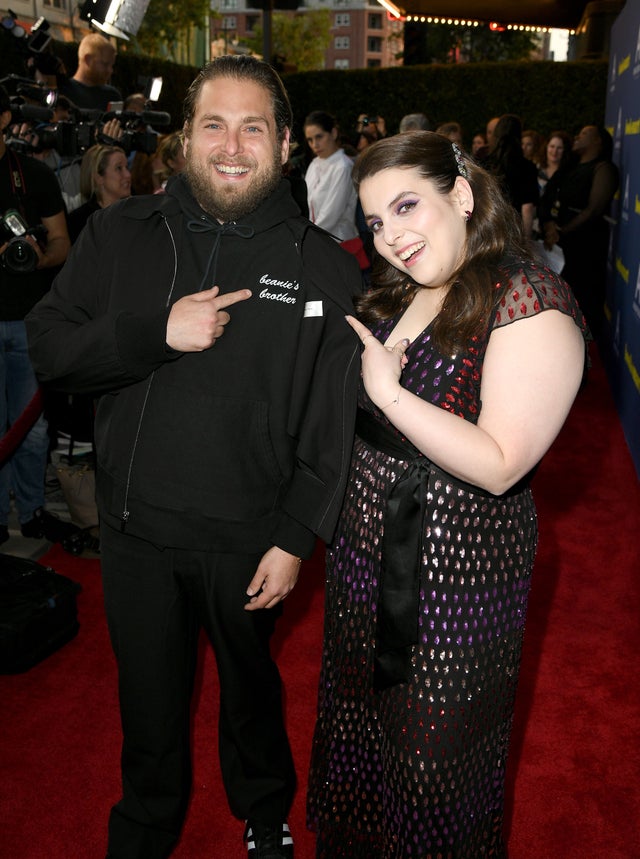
[26,56,362,859]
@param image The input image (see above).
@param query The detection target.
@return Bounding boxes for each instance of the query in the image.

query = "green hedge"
[283,60,609,146]
[1,36,608,147]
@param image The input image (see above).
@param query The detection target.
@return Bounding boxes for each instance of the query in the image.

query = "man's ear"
[280,127,291,165]
[182,123,190,157]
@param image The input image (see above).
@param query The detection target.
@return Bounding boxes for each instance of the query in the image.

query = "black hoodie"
[26,177,362,558]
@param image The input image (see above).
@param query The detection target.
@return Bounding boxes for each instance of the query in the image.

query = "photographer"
[355,112,386,152]
[0,84,70,544]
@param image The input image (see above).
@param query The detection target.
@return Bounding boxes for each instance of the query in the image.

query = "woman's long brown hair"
[352,131,531,354]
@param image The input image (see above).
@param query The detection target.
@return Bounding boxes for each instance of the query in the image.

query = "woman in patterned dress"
[307,132,588,859]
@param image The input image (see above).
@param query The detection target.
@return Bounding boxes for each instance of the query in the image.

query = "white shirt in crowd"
[304,148,358,241]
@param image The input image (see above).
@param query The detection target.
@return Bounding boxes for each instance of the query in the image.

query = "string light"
[404,15,576,36]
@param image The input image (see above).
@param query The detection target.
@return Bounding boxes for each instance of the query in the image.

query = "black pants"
[101,523,296,859]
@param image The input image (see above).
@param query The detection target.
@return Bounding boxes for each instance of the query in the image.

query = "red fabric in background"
[2,346,639,859]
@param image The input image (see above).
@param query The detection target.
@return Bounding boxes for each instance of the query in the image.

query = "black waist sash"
[356,407,430,692]
[356,406,532,692]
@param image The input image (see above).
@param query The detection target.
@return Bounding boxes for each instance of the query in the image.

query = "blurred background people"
[471,130,487,158]
[152,131,186,193]
[303,110,357,241]
[474,115,500,161]
[436,120,464,147]
[66,144,131,242]
[522,128,544,165]
[355,112,386,152]
[484,113,539,239]
[537,129,573,195]
[540,124,619,337]
[0,84,70,543]
[398,112,433,133]
[57,33,122,111]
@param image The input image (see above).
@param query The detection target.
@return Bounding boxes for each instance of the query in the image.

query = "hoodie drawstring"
[186,219,255,292]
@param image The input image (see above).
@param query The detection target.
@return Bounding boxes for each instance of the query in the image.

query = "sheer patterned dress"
[307,261,587,859]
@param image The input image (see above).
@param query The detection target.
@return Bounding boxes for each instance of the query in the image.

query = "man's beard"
[184,147,283,222]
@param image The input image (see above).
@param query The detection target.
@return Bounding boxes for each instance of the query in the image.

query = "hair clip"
[452,142,468,178]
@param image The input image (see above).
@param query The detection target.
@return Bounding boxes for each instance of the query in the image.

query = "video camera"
[36,106,171,157]
[2,75,172,158]
[2,74,57,128]
[94,106,172,155]
[0,209,47,274]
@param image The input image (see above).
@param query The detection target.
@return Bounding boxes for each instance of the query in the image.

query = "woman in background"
[540,124,619,337]
[484,113,539,239]
[303,110,358,241]
[66,143,131,242]
[537,129,573,195]
[522,128,544,164]
[152,131,186,192]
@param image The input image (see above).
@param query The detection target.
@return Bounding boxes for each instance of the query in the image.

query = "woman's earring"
[465,210,472,222]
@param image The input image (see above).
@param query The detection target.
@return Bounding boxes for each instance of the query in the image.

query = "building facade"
[3,0,84,44]
[211,0,404,69]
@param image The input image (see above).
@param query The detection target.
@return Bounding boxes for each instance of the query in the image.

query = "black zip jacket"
[26,177,361,558]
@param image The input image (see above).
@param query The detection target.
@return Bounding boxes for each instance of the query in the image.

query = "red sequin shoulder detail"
[493,261,587,334]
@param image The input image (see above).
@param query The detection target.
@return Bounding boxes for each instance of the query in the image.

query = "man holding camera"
[0,84,70,543]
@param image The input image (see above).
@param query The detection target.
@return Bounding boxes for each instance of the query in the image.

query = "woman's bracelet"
[380,389,401,410]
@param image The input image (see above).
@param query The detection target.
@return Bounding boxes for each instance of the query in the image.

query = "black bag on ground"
[0,554,82,673]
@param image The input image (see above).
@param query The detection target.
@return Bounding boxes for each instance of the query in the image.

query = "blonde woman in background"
[66,144,131,242]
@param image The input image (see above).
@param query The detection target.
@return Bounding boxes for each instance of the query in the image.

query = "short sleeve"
[492,261,589,338]
[26,157,66,220]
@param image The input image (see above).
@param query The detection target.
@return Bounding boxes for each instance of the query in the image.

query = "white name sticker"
[304,300,323,318]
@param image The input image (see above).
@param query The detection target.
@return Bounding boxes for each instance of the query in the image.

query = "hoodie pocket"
[108,386,286,521]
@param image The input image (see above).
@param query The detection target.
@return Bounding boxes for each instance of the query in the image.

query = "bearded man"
[26,55,361,859]
[57,32,122,111]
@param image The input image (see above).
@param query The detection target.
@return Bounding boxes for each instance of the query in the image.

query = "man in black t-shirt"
[0,85,70,543]
[57,33,122,112]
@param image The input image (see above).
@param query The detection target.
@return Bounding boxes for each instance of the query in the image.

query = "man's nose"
[223,129,242,155]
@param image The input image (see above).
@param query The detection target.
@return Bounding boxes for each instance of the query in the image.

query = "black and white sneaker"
[244,821,294,858]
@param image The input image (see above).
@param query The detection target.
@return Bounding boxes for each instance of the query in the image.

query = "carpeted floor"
[1,347,639,858]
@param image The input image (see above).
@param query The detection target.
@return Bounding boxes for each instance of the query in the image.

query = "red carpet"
[2,346,639,859]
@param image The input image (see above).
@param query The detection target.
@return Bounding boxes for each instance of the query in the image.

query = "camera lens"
[1,237,38,273]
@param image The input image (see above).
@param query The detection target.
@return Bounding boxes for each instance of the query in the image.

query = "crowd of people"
[1,38,619,859]
[295,105,618,338]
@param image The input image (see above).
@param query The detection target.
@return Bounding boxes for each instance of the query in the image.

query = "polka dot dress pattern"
[307,263,586,858]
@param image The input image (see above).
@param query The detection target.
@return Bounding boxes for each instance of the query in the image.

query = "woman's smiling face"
[546,135,565,165]
[359,167,471,288]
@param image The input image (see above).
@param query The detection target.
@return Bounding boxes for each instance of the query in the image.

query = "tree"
[126,0,211,59]
[404,22,539,65]
[244,9,332,72]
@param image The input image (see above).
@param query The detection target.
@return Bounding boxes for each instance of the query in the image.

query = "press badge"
[304,300,323,317]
